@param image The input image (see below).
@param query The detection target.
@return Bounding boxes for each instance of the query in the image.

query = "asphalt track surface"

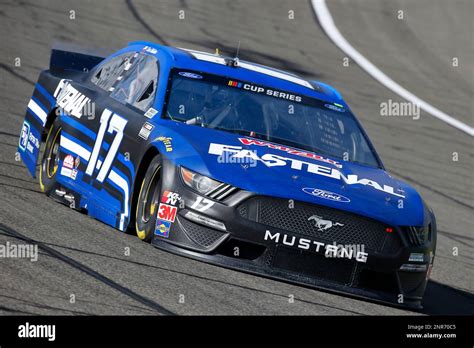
[0,0,473,315]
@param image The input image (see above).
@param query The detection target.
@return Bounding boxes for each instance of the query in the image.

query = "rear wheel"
[135,155,162,242]
[39,118,61,194]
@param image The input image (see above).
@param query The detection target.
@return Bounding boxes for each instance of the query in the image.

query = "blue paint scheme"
[18,41,426,233]
[20,113,45,177]
[58,128,130,229]
[34,83,56,107]
[147,119,425,227]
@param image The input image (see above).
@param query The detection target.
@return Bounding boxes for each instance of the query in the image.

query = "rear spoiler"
[49,48,105,73]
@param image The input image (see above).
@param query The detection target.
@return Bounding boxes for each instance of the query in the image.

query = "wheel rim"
[46,127,61,179]
[141,166,161,224]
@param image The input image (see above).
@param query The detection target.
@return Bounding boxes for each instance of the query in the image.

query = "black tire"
[39,118,61,195]
[135,155,163,242]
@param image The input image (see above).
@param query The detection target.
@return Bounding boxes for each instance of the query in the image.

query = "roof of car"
[128,41,346,104]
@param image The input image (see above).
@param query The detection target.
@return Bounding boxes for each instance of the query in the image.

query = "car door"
[58,50,160,231]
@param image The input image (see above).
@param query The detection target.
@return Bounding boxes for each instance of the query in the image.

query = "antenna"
[235,40,241,59]
[225,41,241,68]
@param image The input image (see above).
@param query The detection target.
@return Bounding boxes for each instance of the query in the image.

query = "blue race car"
[18,41,436,308]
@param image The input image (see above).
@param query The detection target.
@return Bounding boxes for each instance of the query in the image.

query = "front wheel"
[39,118,61,194]
[135,155,162,242]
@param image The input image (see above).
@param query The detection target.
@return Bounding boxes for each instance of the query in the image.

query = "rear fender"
[18,71,59,178]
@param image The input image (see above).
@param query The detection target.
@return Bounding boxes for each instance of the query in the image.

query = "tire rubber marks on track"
[0,222,174,315]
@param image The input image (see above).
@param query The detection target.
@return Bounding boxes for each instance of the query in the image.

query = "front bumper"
[152,161,436,309]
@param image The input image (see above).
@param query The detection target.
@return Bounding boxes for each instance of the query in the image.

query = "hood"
[153,120,425,227]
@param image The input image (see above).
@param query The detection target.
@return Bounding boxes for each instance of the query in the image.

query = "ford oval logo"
[302,187,350,203]
[324,103,345,112]
[178,72,203,79]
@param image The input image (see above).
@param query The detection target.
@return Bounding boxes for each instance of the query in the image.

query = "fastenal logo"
[302,187,350,203]
[308,215,344,232]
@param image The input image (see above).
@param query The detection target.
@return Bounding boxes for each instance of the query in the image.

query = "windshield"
[164,70,381,168]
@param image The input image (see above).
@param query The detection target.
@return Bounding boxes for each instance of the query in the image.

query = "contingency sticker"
[138,122,154,140]
[155,219,171,238]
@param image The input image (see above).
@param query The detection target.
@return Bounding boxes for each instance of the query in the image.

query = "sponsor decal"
[209,143,405,198]
[74,156,80,169]
[179,71,203,79]
[264,230,368,263]
[61,155,77,180]
[409,253,425,263]
[27,132,40,154]
[228,80,243,88]
[157,136,173,152]
[228,80,302,102]
[63,155,74,169]
[161,190,180,205]
[239,138,342,168]
[157,203,177,222]
[144,107,158,118]
[53,79,91,118]
[60,167,77,180]
[138,122,154,140]
[302,187,350,203]
[155,219,171,238]
[324,103,345,112]
[19,121,30,151]
[19,121,40,154]
[142,46,158,54]
[308,215,344,232]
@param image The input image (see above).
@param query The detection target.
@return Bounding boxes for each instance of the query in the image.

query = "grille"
[178,216,227,248]
[238,197,401,253]
[273,247,356,285]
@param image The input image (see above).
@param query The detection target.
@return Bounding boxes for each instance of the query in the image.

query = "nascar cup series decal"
[228,80,302,102]
[209,143,405,198]
[155,190,181,238]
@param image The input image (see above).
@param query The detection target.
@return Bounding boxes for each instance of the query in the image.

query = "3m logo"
[158,203,177,222]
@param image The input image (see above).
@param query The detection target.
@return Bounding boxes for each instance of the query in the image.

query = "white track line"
[311,0,474,137]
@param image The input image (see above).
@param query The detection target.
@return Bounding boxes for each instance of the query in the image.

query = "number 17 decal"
[86,109,127,182]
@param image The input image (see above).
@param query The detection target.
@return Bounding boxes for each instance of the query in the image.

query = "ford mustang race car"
[18,41,436,308]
